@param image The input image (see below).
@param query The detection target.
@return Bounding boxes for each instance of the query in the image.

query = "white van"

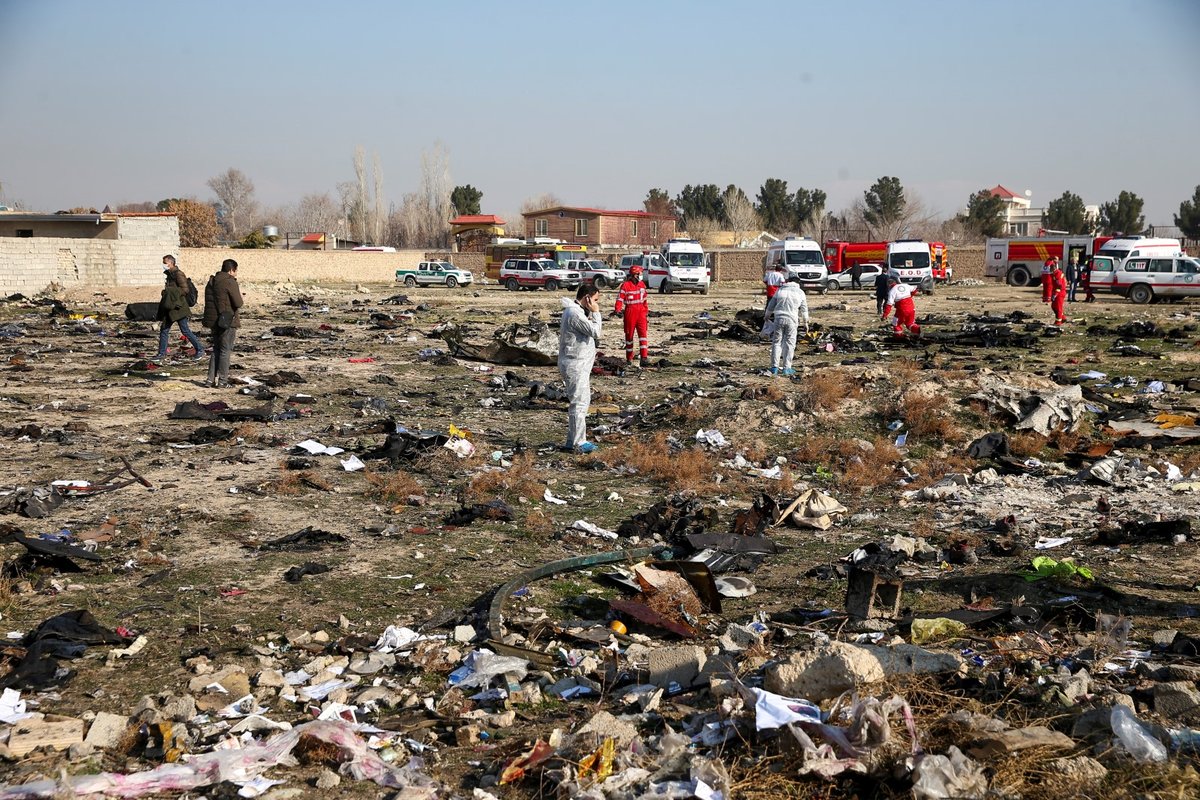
[1097,236,1182,266]
[655,239,710,294]
[886,239,934,292]
[764,236,828,292]
[1094,236,1182,295]
[1114,254,1200,304]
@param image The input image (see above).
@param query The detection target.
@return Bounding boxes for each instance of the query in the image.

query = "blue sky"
[1,0,1197,223]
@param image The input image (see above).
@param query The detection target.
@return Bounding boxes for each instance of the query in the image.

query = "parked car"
[499,258,582,291]
[576,259,625,289]
[1116,255,1200,304]
[825,263,883,291]
[395,261,474,288]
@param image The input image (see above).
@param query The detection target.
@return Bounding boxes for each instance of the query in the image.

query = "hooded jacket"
[202,271,243,329]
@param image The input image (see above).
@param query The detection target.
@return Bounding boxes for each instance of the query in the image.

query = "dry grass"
[523,509,556,536]
[362,468,423,506]
[907,451,977,489]
[1009,432,1047,458]
[895,389,963,443]
[597,433,715,492]
[1174,450,1200,477]
[1047,427,1082,452]
[671,397,710,425]
[465,452,545,502]
[794,369,863,413]
[271,465,333,495]
[742,438,769,464]
[790,435,902,491]
[888,358,923,386]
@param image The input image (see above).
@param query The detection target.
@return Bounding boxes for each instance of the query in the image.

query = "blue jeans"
[157,317,205,358]
[1068,277,1079,302]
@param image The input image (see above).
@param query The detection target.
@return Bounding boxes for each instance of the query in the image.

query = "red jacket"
[614,279,647,314]
[1051,270,1067,295]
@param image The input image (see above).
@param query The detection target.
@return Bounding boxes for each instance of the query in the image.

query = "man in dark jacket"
[874,269,891,315]
[202,259,243,387]
[155,255,205,361]
[850,261,863,290]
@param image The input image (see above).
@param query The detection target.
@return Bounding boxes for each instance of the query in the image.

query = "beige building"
[0,211,179,295]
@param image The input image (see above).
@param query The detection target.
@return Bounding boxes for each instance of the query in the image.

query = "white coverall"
[765,283,809,371]
[557,298,603,449]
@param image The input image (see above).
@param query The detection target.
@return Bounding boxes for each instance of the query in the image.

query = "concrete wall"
[709,245,990,283]
[179,247,426,284]
[0,216,179,295]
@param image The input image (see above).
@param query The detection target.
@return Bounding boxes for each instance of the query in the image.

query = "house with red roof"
[521,206,676,249]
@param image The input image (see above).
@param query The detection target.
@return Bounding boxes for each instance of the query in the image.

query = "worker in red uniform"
[614,264,650,367]
[881,275,921,337]
[1041,256,1058,303]
[763,263,786,299]
[1050,260,1068,325]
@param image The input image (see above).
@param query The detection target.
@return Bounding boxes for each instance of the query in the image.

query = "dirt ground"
[1,278,1199,798]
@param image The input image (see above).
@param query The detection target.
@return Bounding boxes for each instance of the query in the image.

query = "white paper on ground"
[295,439,345,456]
[543,488,568,505]
[751,687,822,730]
[340,454,365,472]
[1034,536,1073,549]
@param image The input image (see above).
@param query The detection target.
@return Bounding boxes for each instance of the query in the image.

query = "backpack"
[185,277,199,307]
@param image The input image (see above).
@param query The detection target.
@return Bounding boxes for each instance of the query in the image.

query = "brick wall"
[711,249,768,282]
[523,211,596,245]
[951,246,985,280]
[179,247,427,285]
[425,252,486,272]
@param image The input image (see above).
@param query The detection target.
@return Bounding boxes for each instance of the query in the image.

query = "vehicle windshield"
[785,250,824,265]
[584,260,607,270]
[667,253,704,266]
[888,253,931,270]
[1101,249,1129,261]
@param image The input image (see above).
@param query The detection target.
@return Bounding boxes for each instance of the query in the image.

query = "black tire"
[594,276,607,289]
[826,279,840,292]
[657,281,667,294]
[701,285,710,295]
[404,275,417,287]
[545,279,559,291]
[446,276,458,288]
[506,278,520,291]
[1129,283,1153,304]
[663,282,674,294]
[1007,267,1032,287]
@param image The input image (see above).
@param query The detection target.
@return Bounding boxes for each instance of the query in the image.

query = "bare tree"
[279,192,342,237]
[724,192,761,233]
[853,193,938,240]
[419,143,453,248]
[372,152,385,248]
[496,210,524,238]
[352,147,369,243]
[206,168,257,241]
[520,193,563,215]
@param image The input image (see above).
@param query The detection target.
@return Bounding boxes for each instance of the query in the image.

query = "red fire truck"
[984,236,1113,287]
[824,240,953,281]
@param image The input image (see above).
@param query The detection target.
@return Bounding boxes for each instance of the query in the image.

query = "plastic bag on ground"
[911,745,988,799]
[453,651,530,689]
[910,618,968,644]
[0,720,440,799]
[1111,704,1168,763]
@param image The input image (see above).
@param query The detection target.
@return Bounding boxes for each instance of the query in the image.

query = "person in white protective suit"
[764,275,809,376]
[557,284,604,453]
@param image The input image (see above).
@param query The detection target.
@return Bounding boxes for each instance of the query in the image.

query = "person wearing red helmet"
[1041,256,1058,303]
[614,264,650,367]
[1049,260,1068,325]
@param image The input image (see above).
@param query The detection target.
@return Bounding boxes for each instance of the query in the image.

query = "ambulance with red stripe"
[621,239,711,294]
[985,235,1112,287]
